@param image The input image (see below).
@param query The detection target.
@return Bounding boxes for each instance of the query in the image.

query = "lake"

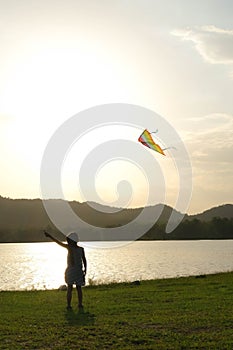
[1,240,233,291]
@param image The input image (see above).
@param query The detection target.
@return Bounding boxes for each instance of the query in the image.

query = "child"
[44,230,87,310]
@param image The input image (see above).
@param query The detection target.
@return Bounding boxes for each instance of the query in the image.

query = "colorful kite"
[138,129,167,156]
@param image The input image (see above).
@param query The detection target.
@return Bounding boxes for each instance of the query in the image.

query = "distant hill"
[188,204,233,221]
[0,196,185,230]
[0,196,232,242]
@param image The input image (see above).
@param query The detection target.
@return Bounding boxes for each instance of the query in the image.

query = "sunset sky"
[0,0,232,214]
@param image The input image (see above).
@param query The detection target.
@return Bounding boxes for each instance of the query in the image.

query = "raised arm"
[44,231,67,248]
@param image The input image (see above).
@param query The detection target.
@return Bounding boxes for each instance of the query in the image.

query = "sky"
[0,0,233,214]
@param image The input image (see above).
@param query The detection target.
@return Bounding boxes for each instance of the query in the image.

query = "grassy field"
[0,272,233,349]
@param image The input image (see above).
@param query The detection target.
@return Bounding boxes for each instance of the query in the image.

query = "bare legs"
[66,284,83,309]
[76,285,83,308]
[67,284,73,308]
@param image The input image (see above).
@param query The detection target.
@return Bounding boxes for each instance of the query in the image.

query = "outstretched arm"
[44,231,67,248]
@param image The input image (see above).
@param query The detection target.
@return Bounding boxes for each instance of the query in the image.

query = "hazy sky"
[0,0,232,214]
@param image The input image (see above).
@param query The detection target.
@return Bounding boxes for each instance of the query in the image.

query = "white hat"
[67,232,79,242]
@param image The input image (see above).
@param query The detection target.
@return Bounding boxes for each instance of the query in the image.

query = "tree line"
[140,217,233,240]
[0,217,232,242]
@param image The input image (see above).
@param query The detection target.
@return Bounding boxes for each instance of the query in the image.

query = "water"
[1,240,233,291]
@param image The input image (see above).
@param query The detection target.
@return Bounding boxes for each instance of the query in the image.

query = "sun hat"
[67,232,79,242]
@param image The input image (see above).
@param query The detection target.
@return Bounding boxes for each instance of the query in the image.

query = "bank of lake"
[1,271,233,349]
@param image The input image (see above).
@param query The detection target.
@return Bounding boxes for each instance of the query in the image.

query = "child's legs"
[76,285,83,306]
[67,284,73,307]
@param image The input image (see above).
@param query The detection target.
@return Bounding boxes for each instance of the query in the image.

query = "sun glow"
[1,45,135,199]
[2,46,126,120]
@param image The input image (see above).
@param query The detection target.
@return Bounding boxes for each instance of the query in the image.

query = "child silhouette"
[44,231,87,310]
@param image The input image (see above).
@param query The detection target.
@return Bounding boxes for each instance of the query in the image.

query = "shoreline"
[1,270,233,292]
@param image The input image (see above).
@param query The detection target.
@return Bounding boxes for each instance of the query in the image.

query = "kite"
[138,129,175,156]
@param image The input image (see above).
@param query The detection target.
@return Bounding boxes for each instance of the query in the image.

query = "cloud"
[183,113,233,194]
[172,25,233,65]
[185,113,233,157]
[187,113,233,135]
[181,113,233,209]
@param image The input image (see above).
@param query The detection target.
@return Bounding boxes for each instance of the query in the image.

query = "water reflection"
[1,243,66,290]
[0,240,233,290]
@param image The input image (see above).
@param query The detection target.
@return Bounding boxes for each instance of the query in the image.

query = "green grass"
[1,272,233,349]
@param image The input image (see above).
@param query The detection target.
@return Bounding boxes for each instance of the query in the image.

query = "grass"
[0,272,233,349]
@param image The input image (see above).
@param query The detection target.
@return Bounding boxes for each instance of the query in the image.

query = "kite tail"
[162,146,177,151]
[150,129,158,134]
